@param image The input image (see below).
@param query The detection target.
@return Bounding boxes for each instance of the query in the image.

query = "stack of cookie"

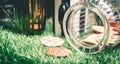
[82,17,120,46]
[108,17,120,46]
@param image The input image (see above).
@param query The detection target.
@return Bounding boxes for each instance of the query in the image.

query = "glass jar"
[63,1,111,54]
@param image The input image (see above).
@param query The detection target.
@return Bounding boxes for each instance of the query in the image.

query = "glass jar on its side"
[63,1,110,54]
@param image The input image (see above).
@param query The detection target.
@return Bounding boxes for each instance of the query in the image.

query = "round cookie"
[40,36,54,44]
[46,47,72,57]
[40,36,64,47]
[52,37,64,46]
[92,25,104,33]
[109,21,119,27]
[113,25,120,32]
[82,34,103,45]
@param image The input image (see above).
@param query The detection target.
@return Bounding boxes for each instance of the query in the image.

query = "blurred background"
[0,0,54,22]
[0,0,120,22]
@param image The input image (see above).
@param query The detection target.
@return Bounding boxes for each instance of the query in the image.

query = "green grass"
[0,21,120,64]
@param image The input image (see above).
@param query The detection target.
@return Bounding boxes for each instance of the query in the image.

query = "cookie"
[46,47,72,57]
[40,36,54,44]
[113,25,120,32]
[52,37,64,46]
[92,25,104,33]
[109,21,119,27]
[108,35,119,43]
[82,34,103,45]
[82,38,97,45]
[40,36,64,47]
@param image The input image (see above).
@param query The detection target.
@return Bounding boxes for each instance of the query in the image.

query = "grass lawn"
[0,20,120,64]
